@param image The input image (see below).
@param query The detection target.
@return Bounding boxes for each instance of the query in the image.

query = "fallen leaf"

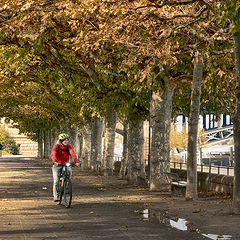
[192,209,201,213]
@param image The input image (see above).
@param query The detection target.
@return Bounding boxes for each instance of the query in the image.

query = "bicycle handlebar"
[57,163,76,167]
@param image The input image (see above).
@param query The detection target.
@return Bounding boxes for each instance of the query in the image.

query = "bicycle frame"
[57,163,75,208]
[59,163,71,182]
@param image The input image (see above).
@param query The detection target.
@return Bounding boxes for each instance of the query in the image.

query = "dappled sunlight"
[0,156,239,239]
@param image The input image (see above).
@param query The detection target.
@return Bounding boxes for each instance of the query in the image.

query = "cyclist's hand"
[54,162,58,166]
[75,162,80,167]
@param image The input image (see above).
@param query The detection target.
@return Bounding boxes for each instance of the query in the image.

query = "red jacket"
[51,142,78,165]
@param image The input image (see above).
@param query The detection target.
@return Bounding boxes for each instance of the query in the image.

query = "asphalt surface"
[0,156,211,240]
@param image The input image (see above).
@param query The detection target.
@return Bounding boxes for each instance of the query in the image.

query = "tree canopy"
[0,0,237,136]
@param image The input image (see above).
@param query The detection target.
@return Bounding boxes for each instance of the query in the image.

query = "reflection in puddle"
[142,209,149,220]
[145,209,188,231]
[142,209,232,239]
[170,218,188,231]
[202,234,232,240]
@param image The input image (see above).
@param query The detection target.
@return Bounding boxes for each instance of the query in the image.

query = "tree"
[90,117,104,171]
[139,0,236,193]
[102,109,117,176]
[186,52,203,200]
[233,29,240,212]
[0,126,19,155]
[119,124,128,179]
[150,79,176,191]
[127,121,146,185]
[132,0,209,191]
[202,0,240,214]
[80,124,92,170]
[0,0,238,197]
[232,15,240,214]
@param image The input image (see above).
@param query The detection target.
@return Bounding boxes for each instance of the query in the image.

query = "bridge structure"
[115,113,234,163]
[173,113,234,168]
[202,113,233,144]
[202,125,233,144]
[176,113,233,145]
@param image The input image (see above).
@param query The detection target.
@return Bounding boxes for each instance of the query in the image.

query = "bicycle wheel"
[64,178,72,208]
[58,178,64,205]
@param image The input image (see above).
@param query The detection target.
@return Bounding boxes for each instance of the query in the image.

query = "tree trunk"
[81,124,92,170]
[67,127,80,162]
[75,128,82,162]
[119,124,128,179]
[127,121,146,185]
[68,127,77,149]
[186,52,203,200]
[150,81,175,191]
[43,130,51,159]
[103,109,117,176]
[38,130,44,158]
[50,127,58,150]
[233,29,240,214]
[90,117,104,171]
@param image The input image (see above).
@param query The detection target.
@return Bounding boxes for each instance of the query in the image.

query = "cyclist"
[51,133,80,202]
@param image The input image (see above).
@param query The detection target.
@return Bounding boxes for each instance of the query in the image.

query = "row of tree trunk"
[37,117,147,185]
[35,54,207,192]
[36,50,240,213]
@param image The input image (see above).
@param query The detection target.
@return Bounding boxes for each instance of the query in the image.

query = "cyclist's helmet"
[58,133,69,143]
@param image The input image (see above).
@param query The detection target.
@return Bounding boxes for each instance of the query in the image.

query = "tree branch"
[171,75,192,83]
[146,6,206,21]
[135,0,199,10]
[198,0,215,13]
[168,16,204,37]
[211,49,234,55]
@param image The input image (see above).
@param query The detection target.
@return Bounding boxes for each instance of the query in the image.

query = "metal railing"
[170,161,234,176]
[113,156,234,176]
[114,155,122,162]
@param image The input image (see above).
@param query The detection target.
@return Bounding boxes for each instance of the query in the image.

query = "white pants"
[52,165,72,200]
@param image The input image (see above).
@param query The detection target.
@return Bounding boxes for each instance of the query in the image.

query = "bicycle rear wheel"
[58,178,64,205]
[64,178,72,208]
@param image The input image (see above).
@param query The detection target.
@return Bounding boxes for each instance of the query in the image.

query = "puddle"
[142,209,149,220]
[170,218,188,231]
[141,209,232,239]
[201,234,232,240]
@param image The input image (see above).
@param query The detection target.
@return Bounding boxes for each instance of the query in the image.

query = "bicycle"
[56,163,75,208]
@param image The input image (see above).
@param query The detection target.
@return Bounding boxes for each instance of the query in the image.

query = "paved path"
[0,157,211,239]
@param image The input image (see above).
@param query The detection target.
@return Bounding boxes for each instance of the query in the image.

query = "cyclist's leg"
[52,165,60,201]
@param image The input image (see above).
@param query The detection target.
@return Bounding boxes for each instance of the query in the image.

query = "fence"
[113,154,234,176]
[170,161,234,176]
[114,155,122,162]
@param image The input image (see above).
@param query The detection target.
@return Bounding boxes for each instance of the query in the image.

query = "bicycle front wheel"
[58,178,64,205]
[64,178,72,208]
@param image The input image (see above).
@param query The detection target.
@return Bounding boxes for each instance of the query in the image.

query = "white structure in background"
[174,113,232,132]
[173,113,234,165]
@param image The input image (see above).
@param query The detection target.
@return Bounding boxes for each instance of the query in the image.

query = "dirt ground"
[0,156,239,240]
